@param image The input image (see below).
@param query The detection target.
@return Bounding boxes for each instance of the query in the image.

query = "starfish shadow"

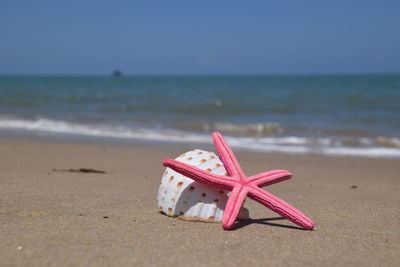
[230,216,307,231]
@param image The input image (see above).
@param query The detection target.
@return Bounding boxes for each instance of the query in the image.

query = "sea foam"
[1,116,400,159]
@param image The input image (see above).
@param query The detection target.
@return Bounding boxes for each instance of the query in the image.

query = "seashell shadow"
[229,217,308,231]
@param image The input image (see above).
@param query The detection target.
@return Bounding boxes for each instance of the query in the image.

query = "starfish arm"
[248,170,292,187]
[212,132,246,179]
[221,185,248,230]
[248,186,314,230]
[163,159,237,190]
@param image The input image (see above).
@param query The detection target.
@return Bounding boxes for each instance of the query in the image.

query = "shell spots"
[219,190,224,195]
[215,163,221,167]
[188,186,195,192]
[201,192,206,198]
[168,207,173,213]
[179,153,186,158]
[206,168,212,172]
[169,176,174,182]
[187,157,193,160]
[224,172,229,176]
[163,170,168,176]
[179,211,184,216]
[214,198,219,203]
[176,181,184,188]
[210,155,216,159]
[171,198,176,202]
[197,151,203,155]
[200,159,207,163]
[208,216,215,220]
[159,206,163,211]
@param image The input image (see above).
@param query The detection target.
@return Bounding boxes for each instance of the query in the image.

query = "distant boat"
[112,70,123,77]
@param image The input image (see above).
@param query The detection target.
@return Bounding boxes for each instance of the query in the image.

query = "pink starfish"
[163,132,314,230]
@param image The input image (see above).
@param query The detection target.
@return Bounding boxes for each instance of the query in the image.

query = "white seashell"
[157,149,249,223]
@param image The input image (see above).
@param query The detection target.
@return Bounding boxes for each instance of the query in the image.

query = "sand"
[0,137,399,266]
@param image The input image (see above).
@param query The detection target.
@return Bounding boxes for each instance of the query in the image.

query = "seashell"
[157,149,249,222]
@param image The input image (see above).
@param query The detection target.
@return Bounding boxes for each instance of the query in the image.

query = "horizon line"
[1,71,399,77]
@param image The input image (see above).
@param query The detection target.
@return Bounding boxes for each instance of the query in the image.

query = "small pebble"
[17,246,22,250]
[103,216,109,219]
[350,185,358,189]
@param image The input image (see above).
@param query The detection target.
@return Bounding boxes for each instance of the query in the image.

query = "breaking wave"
[0,116,400,159]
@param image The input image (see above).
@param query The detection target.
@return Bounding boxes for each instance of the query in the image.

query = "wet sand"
[0,138,399,266]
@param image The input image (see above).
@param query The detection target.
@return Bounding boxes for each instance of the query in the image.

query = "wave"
[0,116,211,143]
[0,116,400,159]
[178,122,283,136]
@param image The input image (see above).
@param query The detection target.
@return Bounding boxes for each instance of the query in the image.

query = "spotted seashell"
[157,149,249,222]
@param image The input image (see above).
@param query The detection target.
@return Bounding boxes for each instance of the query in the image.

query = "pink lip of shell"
[163,132,314,230]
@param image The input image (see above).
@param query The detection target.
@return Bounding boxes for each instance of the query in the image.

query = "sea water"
[0,74,399,158]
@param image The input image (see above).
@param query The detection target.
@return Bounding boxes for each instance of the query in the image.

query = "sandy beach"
[0,137,399,266]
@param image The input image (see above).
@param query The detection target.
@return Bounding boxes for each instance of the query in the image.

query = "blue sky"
[0,0,399,75]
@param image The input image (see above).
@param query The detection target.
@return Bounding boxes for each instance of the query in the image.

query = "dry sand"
[0,137,399,266]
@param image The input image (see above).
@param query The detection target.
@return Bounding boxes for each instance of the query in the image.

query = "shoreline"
[1,128,400,160]
[1,137,399,266]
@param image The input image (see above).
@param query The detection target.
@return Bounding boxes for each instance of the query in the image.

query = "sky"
[0,0,399,75]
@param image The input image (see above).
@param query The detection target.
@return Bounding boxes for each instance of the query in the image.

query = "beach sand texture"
[1,138,399,266]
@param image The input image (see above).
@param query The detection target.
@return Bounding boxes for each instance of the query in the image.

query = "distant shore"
[0,137,399,266]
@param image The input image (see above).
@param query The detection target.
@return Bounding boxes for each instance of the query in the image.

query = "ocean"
[0,74,399,158]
